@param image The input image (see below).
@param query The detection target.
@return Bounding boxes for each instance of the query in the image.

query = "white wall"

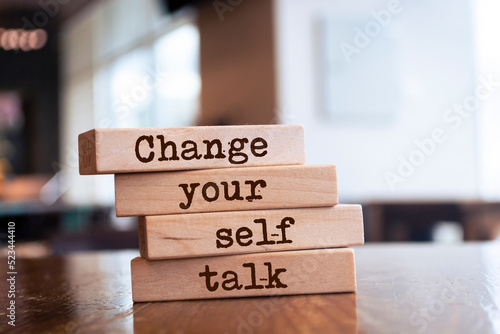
[274,0,481,202]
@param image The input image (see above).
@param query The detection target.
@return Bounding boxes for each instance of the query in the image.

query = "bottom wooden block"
[131,248,356,302]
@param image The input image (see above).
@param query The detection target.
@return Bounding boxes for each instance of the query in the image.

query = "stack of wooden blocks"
[78,125,364,302]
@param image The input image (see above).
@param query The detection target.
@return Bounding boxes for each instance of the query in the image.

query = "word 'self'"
[139,205,364,260]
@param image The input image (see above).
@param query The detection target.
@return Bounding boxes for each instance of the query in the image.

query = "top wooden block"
[78,125,305,175]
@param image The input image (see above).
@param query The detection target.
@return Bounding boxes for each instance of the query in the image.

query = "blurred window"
[61,0,199,205]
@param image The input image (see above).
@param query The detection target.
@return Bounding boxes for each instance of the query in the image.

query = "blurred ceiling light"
[29,29,47,50]
[0,30,11,50]
[18,30,30,51]
[7,30,20,50]
[0,28,47,51]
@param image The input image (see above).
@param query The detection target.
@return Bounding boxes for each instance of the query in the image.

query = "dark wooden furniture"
[1,243,498,333]
[363,201,500,241]
[0,201,139,253]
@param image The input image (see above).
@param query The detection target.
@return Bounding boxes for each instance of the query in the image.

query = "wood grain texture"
[131,248,356,302]
[115,165,337,217]
[78,125,305,175]
[133,293,357,334]
[139,205,364,260]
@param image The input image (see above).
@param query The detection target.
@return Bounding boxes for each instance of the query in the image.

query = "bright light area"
[110,47,154,128]
[154,24,200,126]
[476,0,500,200]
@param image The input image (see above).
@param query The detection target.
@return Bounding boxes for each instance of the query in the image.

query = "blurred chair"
[363,201,500,242]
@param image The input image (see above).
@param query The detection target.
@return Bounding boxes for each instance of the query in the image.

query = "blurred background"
[1,0,500,256]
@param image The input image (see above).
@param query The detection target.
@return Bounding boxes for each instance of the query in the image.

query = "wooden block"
[139,205,364,260]
[131,248,356,302]
[115,164,337,217]
[78,125,305,175]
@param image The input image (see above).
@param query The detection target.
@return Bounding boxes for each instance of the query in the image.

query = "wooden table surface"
[1,243,499,333]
